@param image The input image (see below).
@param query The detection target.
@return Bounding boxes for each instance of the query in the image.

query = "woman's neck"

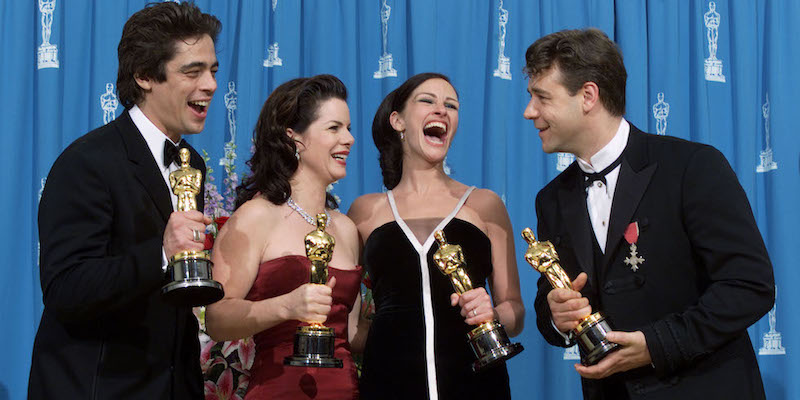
[394,158,451,195]
[288,170,329,214]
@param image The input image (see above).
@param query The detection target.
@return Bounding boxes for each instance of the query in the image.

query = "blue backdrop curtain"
[2,0,798,399]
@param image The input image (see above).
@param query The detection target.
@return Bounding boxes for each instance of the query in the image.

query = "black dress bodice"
[360,217,511,400]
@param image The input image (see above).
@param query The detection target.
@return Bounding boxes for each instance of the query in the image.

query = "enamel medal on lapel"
[623,222,645,271]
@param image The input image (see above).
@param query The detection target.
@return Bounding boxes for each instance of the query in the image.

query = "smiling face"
[293,98,354,184]
[135,34,218,142]
[523,66,586,155]
[391,78,459,165]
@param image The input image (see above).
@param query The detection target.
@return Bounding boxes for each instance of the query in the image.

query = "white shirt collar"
[576,118,630,173]
[129,105,181,170]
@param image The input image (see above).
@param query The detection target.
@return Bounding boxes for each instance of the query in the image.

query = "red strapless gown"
[243,255,362,399]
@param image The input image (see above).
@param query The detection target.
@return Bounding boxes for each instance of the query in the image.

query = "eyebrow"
[324,120,348,126]
[416,92,459,103]
[530,86,550,97]
[179,61,219,71]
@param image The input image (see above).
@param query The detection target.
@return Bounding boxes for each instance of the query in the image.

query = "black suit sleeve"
[533,191,573,348]
[640,145,774,376]
[38,145,166,322]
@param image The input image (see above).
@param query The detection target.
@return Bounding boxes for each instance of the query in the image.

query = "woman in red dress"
[206,75,367,399]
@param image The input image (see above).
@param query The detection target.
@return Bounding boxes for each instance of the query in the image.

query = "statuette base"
[162,251,224,307]
[574,312,620,366]
[284,325,343,368]
[467,320,524,372]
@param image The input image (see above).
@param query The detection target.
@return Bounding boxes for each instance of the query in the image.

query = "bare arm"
[452,190,525,335]
[348,290,372,354]
[479,190,525,336]
[487,192,525,337]
[345,194,385,351]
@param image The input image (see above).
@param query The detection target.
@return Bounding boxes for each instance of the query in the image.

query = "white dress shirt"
[129,105,181,210]
[576,118,630,253]
[552,118,630,344]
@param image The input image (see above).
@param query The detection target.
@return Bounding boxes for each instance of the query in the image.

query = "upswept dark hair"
[117,2,221,109]
[372,72,455,190]
[524,28,626,116]
[235,74,348,210]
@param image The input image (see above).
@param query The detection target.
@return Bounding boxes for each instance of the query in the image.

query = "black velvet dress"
[359,188,511,400]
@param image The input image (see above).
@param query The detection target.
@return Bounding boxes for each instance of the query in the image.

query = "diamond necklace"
[287,197,331,227]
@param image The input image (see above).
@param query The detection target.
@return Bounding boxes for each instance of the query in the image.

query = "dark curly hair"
[523,28,626,116]
[117,2,221,109]
[372,72,455,190]
[235,75,348,209]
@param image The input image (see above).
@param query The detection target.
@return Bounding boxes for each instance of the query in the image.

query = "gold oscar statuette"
[432,230,523,372]
[162,148,224,307]
[521,227,619,365]
[284,213,343,368]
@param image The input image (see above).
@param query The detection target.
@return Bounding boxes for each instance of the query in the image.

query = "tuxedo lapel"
[557,167,595,284]
[603,127,656,272]
[116,111,173,222]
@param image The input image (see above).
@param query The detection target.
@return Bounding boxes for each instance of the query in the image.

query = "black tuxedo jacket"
[29,111,206,399]
[534,125,774,400]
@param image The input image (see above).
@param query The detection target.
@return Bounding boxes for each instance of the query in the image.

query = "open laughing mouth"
[332,151,349,165]
[188,100,209,117]
[423,121,448,145]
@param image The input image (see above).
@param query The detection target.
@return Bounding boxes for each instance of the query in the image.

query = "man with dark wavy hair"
[525,28,773,399]
[29,3,220,399]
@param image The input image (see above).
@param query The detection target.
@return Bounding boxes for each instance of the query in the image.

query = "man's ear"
[389,111,405,133]
[581,81,600,113]
[134,73,153,91]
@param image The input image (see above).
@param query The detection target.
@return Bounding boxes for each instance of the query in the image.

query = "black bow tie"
[163,140,182,168]
[581,152,624,189]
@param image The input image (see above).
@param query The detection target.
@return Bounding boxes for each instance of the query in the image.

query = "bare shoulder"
[212,196,281,270]
[347,192,387,224]
[468,188,508,219]
[459,188,512,236]
[347,192,391,228]
[330,209,358,239]
[347,192,393,242]
[329,209,360,257]
[221,196,279,237]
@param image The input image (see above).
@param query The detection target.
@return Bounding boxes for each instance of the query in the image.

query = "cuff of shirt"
[161,248,168,274]
[551,318,574,346]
